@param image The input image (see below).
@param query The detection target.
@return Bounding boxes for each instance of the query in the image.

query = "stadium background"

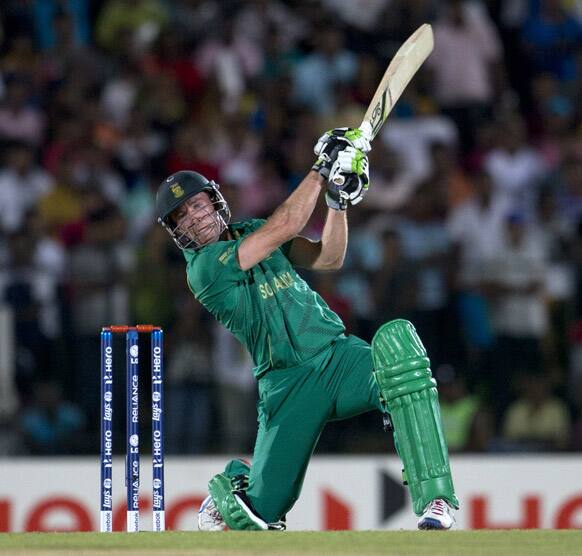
[0,0,582,531]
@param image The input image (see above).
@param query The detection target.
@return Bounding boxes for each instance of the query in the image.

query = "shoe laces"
[430,499,447,516]
[205,500,223,522]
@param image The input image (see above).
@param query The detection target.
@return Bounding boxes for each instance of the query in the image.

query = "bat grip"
[359,121,373,142]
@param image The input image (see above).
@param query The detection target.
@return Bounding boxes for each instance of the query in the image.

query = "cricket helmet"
[156,170,231,249]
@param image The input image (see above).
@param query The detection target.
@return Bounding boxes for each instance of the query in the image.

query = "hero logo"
[104,346,113,381]
[152,430,163,461]
[102,430,112,464]
[152,346,162,377]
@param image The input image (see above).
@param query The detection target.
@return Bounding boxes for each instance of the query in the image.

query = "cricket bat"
[360,24,434,142]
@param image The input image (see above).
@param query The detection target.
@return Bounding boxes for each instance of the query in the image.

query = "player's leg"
[371,319,459,528]
[326,334,383,420]
[246,367,333,523]
[205,362,334,530]
[198,458,250,531]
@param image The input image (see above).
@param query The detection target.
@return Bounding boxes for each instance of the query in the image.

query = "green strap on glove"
[312,127,372,180]
[371,319,459,515]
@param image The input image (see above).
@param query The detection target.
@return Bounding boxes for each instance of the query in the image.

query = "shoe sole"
[418,517,451,530]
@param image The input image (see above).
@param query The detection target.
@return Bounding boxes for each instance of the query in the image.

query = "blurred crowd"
[1,0,582,457]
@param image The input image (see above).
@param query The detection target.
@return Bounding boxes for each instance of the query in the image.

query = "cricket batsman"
[155,128,459,530]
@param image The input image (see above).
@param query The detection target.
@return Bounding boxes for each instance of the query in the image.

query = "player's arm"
[236,170,326,271]
[287,209,347,271]
[286,134,370,270]
[237,133,368,271]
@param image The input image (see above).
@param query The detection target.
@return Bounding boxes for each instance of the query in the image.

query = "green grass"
[0,530,581,556]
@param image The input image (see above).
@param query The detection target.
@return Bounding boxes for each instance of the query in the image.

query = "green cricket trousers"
[224,334,382,523]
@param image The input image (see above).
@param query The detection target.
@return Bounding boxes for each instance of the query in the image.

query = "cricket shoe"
[198,495,226,531]
[417,498,455,530]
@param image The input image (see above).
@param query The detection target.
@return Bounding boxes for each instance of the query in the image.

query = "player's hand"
[312,127,372,179]
[314,127,372,155]
[326,147,370,211]
[312,134,346,179]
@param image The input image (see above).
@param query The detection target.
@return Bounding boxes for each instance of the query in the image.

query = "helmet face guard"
[158,184,231,250]
[156,170,231,250]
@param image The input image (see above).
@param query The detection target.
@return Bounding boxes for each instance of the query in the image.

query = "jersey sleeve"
[185,240,247,301]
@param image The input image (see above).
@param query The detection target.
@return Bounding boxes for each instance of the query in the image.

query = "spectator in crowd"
[396,185,453,366]
[32,0,90,51]
[436,364,493,452]
[0,144,53,234]
[292,26,358,116]
[500,374,571,451]
[364,141,422,212]
[483,212,550,419]
[484,116,548,216]
[0,414,26,456]
[235,0,307,50]
[20,380,86,454]
[381,108,458,187]
[428,0,503,150]
[196,15,262,114]
[0,79,44,146]
[212,322,257,454]
[372,227,417,326]
[0,227,61,395]
[447,169,506,383]
[67,189,129,415]
[96,0,168,54]
[521,0,582,83]
[1,34,39,82]
[165,304,213,454]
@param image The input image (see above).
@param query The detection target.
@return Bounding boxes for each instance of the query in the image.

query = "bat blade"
[361,24,434,141]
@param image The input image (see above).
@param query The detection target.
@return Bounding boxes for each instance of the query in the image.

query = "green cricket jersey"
[184,219,345,377]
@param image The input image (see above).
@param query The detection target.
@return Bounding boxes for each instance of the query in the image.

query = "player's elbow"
[314,254,345,271]
[328,256,345,270]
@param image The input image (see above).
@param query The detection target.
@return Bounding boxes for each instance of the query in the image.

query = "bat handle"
[359,121,373,142]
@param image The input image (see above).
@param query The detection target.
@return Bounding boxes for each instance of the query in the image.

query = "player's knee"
[371,319,435,403]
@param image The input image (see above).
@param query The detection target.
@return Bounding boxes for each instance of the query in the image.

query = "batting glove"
[314,127,372,156]
[312,127,372,179]
[326,147,370,211]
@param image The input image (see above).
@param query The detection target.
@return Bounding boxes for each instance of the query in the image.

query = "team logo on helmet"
[170,183,185,198]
